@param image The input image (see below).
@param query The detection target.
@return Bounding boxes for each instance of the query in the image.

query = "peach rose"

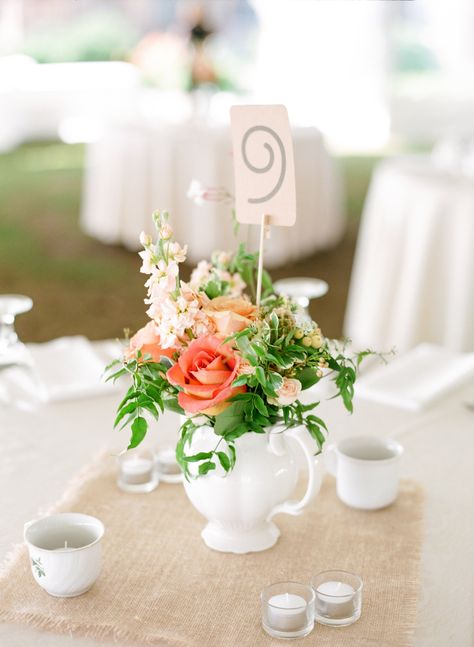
[204,296,256,336]
[125,321,174,363]
[268,377,302,407]
[166,335,245,415]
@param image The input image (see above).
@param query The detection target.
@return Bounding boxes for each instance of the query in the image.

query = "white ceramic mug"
[324,435,403,510]
[24,512,104,597]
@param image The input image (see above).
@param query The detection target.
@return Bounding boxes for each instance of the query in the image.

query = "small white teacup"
[325,436,403,510]
[24,513,104,597]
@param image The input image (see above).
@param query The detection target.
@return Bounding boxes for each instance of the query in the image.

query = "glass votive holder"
[117,448,159,493]
[261,581,315,640]
[154,448,183,484]
[312,570,363,627]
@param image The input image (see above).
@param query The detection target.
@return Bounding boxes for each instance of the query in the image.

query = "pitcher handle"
[267,426,323,521]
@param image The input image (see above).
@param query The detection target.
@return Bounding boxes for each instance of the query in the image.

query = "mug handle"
[324,442,338,476]
[266,425,323,521]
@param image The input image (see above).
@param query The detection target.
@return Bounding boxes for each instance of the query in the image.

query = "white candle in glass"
[316,580,355,617]
[121,456,154,484]
[155,448,182,483]
[267,593,308,632]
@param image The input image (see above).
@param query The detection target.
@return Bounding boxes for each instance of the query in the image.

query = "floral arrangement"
[108,210,370,479]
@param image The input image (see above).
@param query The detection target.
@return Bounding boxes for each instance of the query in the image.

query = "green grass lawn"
[0,141,380,342]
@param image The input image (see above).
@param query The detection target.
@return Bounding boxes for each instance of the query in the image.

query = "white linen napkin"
[355,343,474,411]
[0,336,121,405]
[29,336,122,402]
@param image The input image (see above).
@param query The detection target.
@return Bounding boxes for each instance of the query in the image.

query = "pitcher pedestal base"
[201,521,280,554]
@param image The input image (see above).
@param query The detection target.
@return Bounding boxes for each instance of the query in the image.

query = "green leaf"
[232,375,249,387]
[236,335,258,364]
[183,452,213,462]
[144,383,165,402]
[164,397,185,414]
[296,367,320,390]
[214,401,246,435]
[216,451,231,471]
[267,371,283,392]
[198,461,216,475]
[307,424,325,448]
[255,366,267,388]
[114,401,139,428]
[104,358,121,373]
[298,401,320,412]
[307,414,328,431]
[228,444,236,467]
[127,416,148,449]
[253,395,269,416]
[230,392,255,401]
[262,269,273,294]
[335,366,356,413]
[224,423,249,441]
[252,413,270,427]
[106,367,128,383]
[250,343,266,359]
[204,279,226,299]
[141,402,159,419]
[117,387,139,410]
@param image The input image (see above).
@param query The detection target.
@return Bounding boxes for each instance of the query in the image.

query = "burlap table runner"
[0,453,423,647]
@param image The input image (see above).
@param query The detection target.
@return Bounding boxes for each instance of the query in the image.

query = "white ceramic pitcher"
[182,423,323,554]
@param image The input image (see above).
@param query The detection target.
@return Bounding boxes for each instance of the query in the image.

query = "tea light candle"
[312,570,363,627]
[117,450,159,493]
[155,448,183,484]
[316,581,355,617]
[121,457,153,484]
[267,593,307,632]
[261,581,315,639]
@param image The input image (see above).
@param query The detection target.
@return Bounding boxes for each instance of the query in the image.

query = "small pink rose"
[268,377,302,407]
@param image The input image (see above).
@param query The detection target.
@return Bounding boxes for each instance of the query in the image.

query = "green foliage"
[295,367,320,390]
[176,416,237,481]
[163,397,185,415]
[203,278,229,299]
[107,355,178,450]
[229,243,274,302]
[128,416,148,449]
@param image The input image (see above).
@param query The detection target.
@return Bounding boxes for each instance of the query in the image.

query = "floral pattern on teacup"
[32,557,45,578]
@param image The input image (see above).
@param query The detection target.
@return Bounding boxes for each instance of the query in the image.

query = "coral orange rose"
[204,296,256,336]
[166,335,245,415]
[125,321,174,363]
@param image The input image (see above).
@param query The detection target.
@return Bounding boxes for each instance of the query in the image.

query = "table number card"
[230,105,296,227]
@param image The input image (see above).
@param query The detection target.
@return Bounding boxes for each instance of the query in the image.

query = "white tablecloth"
[1,341,473,647]
[80,124,344,268]
[344,156,474,353]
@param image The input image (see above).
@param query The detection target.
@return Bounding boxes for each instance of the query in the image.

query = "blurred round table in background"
[80,123,344,268]
[344,156,474,353]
